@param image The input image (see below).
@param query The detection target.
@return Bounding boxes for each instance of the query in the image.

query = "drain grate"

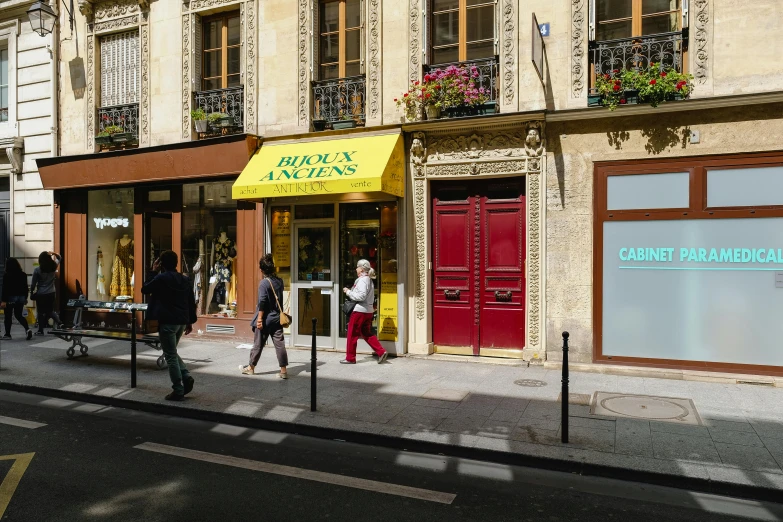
[514,379,547,387]
[206,324,236,335]
[737,380,774,387]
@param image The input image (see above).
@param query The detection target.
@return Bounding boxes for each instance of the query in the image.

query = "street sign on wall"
[531,13,544,82]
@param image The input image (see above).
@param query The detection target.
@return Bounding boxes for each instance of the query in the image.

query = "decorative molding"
[86,34,95,151]
[411,132,426,177]
[140,23,150,145]
[189,0,241,11]
[473,197,481,326]
[182,13,191,139]
[0,137,24,175]
[694,0,709,85]
[426,160,528,177]
[368,0,381,119]
[427,132,525,162]
[502,0,514,105]
[408,0,420,83]
[94,0,140,21]
[297,0,309,127]
[92,15,138,34]
[527,170,541,351]
[413,177,426,320]
[244,0,256,134]
[571,0,586,98]
[78,0,93,17]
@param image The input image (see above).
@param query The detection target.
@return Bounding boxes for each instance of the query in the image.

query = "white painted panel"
[18,63,49,85]
[21,170,42,188]
[24,189,52,206]
[19,116,51,136]
[23,222,53,241]
[17,80,51,103]
[17,31,48,53]
[13,211,24,232]
[24,204,53,223]
[17,48,49,69]
[22,133,51,154]
[17,98,50,119]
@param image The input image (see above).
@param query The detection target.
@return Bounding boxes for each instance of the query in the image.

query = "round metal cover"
[599,395,689,421]
[514,379,547,387]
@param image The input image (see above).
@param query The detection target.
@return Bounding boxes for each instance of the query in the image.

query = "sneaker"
[239,365,255,375]
[183,376,195,395]
[1,334,11,340]
[165,392,185,402]
[278,372,288,380]
[35,331,45,336]
[26,330,32,340]
[378,352,388,364]
[339,360,356,364]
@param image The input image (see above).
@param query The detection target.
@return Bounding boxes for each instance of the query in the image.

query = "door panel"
[432,202,474,350]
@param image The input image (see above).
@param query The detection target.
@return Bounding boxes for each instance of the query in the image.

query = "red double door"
[432,179,526,355]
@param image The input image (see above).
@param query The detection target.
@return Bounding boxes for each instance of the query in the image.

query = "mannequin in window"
[96,247,107,298]
[110,234,134,298]
[206,231,235,312]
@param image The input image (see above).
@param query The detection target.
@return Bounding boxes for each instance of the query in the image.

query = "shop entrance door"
[432,179,526,356]
[293,224,336,348]
[145,212,173,271]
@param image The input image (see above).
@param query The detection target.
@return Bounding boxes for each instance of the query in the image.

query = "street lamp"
[26,0,75,37]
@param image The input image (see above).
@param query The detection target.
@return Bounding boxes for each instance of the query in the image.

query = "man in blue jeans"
[142,250,197,401]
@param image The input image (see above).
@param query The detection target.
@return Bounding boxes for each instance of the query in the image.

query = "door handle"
[494,291,512,302]
[444,290,461,300]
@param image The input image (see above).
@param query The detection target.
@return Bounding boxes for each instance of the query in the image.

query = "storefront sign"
[93,217,130,229]
[378,272,398,342]
[618,247,783,267]
[272,208,291,268]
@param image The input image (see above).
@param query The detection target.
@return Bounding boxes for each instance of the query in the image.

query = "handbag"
[30,292,37,301]
[342,299,357,317]
[267,278,291,327]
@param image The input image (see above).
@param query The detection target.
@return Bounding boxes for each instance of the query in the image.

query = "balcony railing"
[98,103,139,144]
[312,75,366,125]
[424,56,500,103]
[193,86,244,138]
[591,31,686,79]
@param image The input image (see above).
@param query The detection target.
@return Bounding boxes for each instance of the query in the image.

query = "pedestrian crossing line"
[135,442,456,505]
[0,416,47,430]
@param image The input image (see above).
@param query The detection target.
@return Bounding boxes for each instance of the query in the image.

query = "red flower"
[620,98,627,104]
[613,69,619,73]
[394,98,398,102]
[403,93,408,97]
[424,74,431,82]
[434,84,441,90]
[604,74,610,80]
[414,81,420,85]
[649,79,657,85]
[660,71,667,77]
[425,93,431,98]
[613,84,621,92]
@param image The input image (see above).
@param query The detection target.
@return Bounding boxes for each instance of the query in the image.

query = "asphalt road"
[1,390,782,522]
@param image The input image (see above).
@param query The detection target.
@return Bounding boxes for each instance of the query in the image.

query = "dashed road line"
[0,416,46,429]
[135,442,456,505]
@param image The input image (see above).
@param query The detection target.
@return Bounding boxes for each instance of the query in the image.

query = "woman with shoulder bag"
[239,253,290,379]
[30,251,62,335]
[341,259,387,365]
[1,257,33,340]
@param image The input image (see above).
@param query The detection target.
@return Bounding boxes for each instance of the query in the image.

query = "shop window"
[339,201,398,340]
[270,206,292,326]
[182,181,238,317]
[0,47,7,122]
[606,172,689,210]
[295,203,335,220]
[87,188,135,302]
[707,166,783,208]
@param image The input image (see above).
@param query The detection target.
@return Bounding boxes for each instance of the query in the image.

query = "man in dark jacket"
[141,250,197,401]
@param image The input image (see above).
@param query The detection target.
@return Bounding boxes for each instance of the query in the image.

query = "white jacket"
[346,275,374,313]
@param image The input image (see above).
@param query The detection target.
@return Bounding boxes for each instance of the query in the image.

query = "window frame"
[428,0,497,65]
[201,11,241,91]
[590,0,688,42]
[0,21,17,136]
[317,0,363,80]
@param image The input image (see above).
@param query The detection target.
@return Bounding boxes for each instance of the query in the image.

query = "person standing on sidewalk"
[240,253,289,379]
[142,250,197,401]
[341,259,387,365]
[30,251,62,335]
[1,257,32,340]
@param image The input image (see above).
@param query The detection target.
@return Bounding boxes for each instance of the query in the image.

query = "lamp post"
[27,0,75,37]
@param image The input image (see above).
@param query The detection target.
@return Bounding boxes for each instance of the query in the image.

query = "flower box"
[95,135,112,145]
[623,89,639,105]
[110,132,135,144]
[194,119,208,133]
[312,119,327,132]
[477,101,497,115]
[331,120,356,130]
[587,93,602,107]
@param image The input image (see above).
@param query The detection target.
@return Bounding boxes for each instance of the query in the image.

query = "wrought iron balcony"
[312,75,366,126]
[193,86,244,138]
[97,103,139,142]
[424,56,500,103]
[591,31,686,79]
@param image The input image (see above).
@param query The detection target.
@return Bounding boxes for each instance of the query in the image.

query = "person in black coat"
[142,250,198,401]
[1,257,32,340]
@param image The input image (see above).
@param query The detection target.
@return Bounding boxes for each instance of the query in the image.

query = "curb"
[1,380,781,503]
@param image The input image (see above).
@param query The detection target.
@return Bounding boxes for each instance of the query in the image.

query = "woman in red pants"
[341,259,388,365]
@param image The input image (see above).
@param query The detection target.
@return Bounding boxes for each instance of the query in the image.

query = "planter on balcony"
[425,105,441,120]
[587,93,602,107]
[95,135,112,146]
[312,119,327,132]
[194,119,208,133]
[210,116,234,129]
[331,120,356,130]
[477,101,497,115]
[623,89,640,105]
[111,132,135,144]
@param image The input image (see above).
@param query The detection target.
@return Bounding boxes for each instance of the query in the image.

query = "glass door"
[293,224,336,347]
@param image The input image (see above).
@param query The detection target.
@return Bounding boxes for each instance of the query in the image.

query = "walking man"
[142,250,197,401]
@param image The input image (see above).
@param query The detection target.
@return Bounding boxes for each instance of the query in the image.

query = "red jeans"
[346,311,386,363]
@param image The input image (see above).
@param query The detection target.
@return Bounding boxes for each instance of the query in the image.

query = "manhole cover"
[558,393,592,405]
[514,379,547,387]
[591,392,702,425]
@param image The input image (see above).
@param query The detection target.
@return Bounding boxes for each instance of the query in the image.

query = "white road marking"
[135,442,456,505]
[0,415,46,429]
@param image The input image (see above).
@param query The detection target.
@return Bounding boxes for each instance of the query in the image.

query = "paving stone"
[558,426,615,453]
[385,405,451,430]
[420,388,469,402]
[412,397,461,410]
[649,421,711,438]
[436,414,488,434]
[521,400,561,421]
[709,429,764,448]
[476,419,516,439]
[615,418,653,458]
[651,431,721,464]
[714,443,782,473]
[567,416,615,432]
[702,418,754,433]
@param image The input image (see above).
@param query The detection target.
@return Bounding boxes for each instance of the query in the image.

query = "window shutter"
[682,0,689,29]
[312,3,319,80]
[588,0,596,41]
[100,30,139,106]
[194,14,202,91]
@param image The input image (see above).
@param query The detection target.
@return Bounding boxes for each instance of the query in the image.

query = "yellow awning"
[233,132,405,200]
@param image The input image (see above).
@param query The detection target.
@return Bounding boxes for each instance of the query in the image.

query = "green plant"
[96,131,110,138]
[207,112,229,123]
[191,108,207,120]
[99,125,124,136]
[594,64,693,110]
[395,65,489,121]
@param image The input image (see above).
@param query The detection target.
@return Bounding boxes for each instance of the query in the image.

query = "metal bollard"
[311,317,317,412]
[130,309,137,389]
[561,331,569,443]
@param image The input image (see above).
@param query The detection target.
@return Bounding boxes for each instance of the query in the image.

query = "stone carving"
[571,0,585,98]
[527,169,541,350]
[94,0,140,20]
[181,13,191,139]
[524,123,543,157]
[244,0,256,134]
[190,0,241,10]
[427,132,525,161]
[410,132,426,177]
[86,35,94,151]
[426,160,528,177]
[409,0,420,83]
[78,0,94,17]
[502,0,515,105]
[298,0,309,126]
[140,23,149,145]
[694,0,709,85]
[413,177,426,320]
[473,197,481,325]
[368,0,380,118]
[1,137,24,175]
[92,15,138,33]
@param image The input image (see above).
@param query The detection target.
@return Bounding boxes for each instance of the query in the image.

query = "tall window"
[596,0,681,41]
[202,12,240,90]
[100,30,139,107]
[430,0,495,65]
[0,47,7,122]
[318,0,362,80]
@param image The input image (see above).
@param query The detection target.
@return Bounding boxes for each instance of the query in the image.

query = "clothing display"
[96,248,106,296]
[110,237,134,298]
[192,257,203,305]
[210,235,234,283]
[227,257,238,306]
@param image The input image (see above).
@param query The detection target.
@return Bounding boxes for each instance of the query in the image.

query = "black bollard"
[561,331,569,443]
[311,317,317,412]
[130,309,137,389]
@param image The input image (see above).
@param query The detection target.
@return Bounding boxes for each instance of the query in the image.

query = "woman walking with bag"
[341,259,387,365]
[30,251,62,335]
[1,257,33,340]
[240,253,290,379]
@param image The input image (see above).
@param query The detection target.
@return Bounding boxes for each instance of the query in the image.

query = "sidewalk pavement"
[2,333,783,497]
